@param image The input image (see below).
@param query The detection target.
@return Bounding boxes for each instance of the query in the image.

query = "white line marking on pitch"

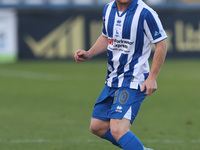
[0,68,64,81]
[0,139,199,144]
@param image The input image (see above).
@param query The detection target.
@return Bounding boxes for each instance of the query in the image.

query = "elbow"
[163,41,168,54]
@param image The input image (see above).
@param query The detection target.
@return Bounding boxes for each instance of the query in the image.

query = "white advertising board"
[0,9,17,63]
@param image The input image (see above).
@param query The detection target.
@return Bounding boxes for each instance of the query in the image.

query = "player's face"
[115,0,133,4]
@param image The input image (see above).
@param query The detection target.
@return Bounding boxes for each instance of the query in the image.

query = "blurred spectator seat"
[145,0,166,4]
[24,0,47,5]
[182,0,200,3]
[49,0,69,5]
[96,0,113,4]
[0,0,21,4]
[0,0,113,6]
[73,0,94,5]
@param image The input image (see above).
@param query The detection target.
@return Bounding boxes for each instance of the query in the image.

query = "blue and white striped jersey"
[102,0,167,89]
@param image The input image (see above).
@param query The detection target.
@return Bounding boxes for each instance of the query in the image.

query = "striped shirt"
[102,0,167,89]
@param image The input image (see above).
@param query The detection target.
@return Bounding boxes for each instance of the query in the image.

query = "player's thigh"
[90,118,110,137]
[92,86,114,121]
[109,87,146,124]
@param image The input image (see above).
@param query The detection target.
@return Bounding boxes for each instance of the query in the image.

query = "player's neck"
[115,0,133,12]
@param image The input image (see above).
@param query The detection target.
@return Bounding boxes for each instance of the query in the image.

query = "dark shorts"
[92,85,147,124]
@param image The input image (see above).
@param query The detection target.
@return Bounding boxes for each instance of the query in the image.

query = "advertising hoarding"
[0,9,17,63]
[18,8,200,60]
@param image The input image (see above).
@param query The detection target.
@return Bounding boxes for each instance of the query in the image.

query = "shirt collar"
[112,0,138,11]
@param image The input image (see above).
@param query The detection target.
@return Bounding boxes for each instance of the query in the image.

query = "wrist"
[87,50,94,59]
[148,74,158,80]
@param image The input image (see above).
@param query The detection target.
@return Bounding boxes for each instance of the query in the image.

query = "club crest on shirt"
[115,27,121,38]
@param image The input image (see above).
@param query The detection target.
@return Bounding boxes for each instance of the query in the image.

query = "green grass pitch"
[0,59,199,150]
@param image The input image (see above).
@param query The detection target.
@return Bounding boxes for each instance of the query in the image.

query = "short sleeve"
[144,10,167,44]
[102,4,109,37]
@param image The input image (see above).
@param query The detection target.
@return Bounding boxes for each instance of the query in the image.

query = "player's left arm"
[141,39,167,95]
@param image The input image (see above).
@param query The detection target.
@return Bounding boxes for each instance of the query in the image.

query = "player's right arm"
[74,35,108,63]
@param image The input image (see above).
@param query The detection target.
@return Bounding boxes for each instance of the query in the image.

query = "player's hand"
[74,50,90,63]
[141,77,157,95]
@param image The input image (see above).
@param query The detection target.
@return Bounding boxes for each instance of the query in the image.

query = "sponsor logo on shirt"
[108,39,134,53]
[109,39,114,45]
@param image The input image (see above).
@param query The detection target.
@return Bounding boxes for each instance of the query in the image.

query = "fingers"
[74,50,83,59]
[141,81,157,95]
[76,50,85,57]
[74,50,88,63]
[145,87,157,95]
[141,83,146,92]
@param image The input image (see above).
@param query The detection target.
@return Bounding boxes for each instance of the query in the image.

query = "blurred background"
[0,1,200,150]
[0,0,200,62]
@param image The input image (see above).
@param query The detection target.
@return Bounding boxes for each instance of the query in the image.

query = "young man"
[74,0,167,149]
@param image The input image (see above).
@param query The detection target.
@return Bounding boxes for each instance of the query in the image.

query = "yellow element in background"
[176,20,200,52]
[165,30,173,51]
[90,20,103,47]
[24,16,85,59]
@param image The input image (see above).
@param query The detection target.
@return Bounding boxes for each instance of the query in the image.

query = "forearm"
[149,40,167,79]
[88,35,108,58]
